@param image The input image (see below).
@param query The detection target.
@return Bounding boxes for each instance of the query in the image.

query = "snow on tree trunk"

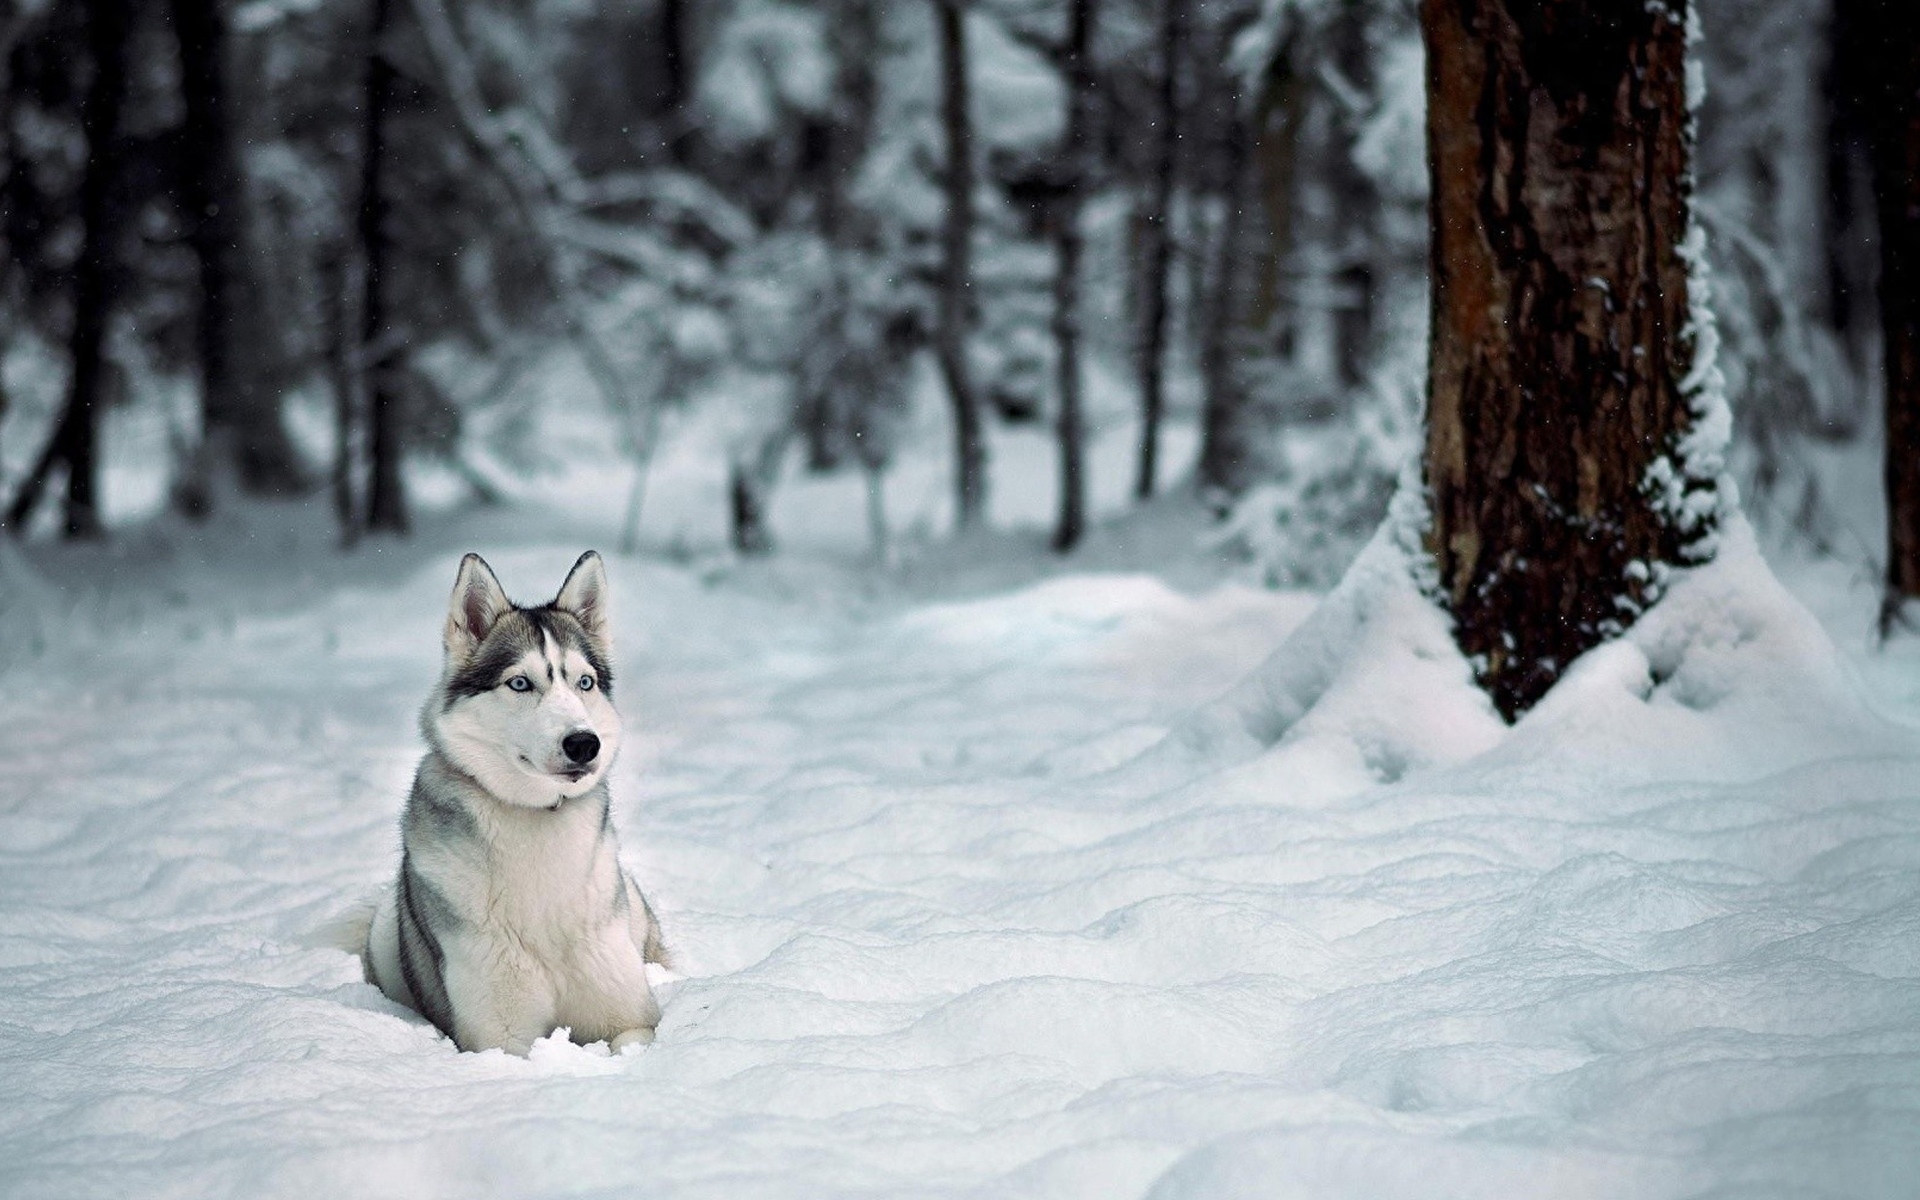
[935,0,986,531]
[1421,0,1724,719]
[1847,0,1920,625]
[359,0,407,536]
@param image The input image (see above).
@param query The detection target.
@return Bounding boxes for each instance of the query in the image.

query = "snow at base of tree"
[0,489,1916,1197]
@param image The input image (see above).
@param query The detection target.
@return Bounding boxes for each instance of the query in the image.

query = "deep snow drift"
[1,509,1917,1199]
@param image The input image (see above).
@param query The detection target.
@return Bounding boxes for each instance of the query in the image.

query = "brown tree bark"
[1050,0,1096,553]
[935,0,987,530]
[5,0,128,539]
[1422,0,1719,719]
[358,0,407,535]
[1133,0,1183,501]
[1842,0,1920,627]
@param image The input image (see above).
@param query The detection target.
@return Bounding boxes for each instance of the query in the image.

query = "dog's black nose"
[562,731,600,765]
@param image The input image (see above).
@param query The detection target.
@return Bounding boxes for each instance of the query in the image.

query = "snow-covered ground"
[2,483,1918,1197]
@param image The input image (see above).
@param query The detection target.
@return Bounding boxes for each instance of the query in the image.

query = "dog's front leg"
[441,940,555,1055]
[560,923,661,1052]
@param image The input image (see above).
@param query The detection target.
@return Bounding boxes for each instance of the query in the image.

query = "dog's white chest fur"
[365,552,667,1055]
[451,786,619,956]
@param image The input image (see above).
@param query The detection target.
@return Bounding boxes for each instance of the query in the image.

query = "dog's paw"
[610,1027,656,1053]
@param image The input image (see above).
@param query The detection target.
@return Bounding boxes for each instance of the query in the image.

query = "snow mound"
[1157,512,1886,800]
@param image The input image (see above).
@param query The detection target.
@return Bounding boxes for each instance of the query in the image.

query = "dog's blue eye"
[507,676,532,693]
[578,675,595,692]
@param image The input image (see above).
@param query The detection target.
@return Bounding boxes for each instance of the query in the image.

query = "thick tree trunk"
[1847,0,1920,624]
[1133,0,1183,500]
[9,0,130,538]
[358,0,407,535]
[1050,0,1096,553]
[934,0,986,530]
[170,0,300,501]
[1421,0,1718,719]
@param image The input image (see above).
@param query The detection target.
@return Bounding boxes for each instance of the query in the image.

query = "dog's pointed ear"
[553,550,611,653]
[446,553,511,663]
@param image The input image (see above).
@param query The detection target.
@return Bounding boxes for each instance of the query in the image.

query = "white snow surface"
[3,514,1919,1198]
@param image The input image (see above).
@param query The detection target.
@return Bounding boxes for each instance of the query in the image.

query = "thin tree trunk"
[1133,0,1183,500]
[864,462,889,563]
[1333,263,1374,388]
[170,0,300,502]
[934,0,986,530]
[1823,0,1875,371]
[1246,63,1302,357]
[728,432,787,556]
[10,0,130,539]
[1197,80,1251,498]
[63,0,125,540]
[359,0,406,535]
[1050,0,1096,553]
[1421,0,1719,719]
[661,0,689,160]
[619,373,665,555]
[324,249,360,545]
[1848,0,1920,626]
[823,0,879,246]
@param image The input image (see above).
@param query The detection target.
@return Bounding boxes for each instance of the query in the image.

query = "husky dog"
[367,551,669,1054]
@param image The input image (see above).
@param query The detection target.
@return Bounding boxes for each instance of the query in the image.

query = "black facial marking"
[531,606,614,699]
[444,612,543,706]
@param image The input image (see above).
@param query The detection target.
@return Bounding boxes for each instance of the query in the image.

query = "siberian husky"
[366,551,669,1054]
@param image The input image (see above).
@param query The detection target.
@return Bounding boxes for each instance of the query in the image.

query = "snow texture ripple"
[1,524,1917,1198]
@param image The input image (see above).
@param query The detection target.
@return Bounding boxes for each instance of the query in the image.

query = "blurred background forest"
[0,0,1892,587]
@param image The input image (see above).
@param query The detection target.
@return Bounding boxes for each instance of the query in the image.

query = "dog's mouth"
[519,754,593,784]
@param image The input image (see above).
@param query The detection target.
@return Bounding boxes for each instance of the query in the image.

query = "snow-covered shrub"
[1210,355,1421,588]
